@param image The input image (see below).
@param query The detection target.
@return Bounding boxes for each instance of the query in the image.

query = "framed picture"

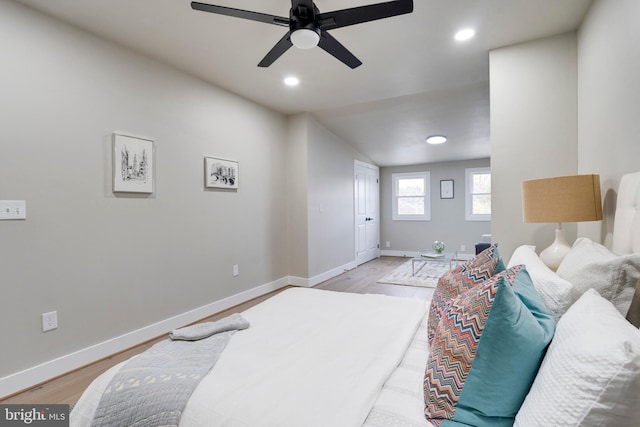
[440,179,454,199]
[112,134,154,193]
[204,157,238,190]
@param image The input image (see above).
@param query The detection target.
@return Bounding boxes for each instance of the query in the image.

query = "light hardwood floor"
[1,256,432,405]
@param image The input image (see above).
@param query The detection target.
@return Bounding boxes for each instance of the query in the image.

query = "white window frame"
[392,171,431,221]
[465,167,491,221]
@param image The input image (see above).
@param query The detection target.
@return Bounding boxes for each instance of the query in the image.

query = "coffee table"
[412,251,458,276]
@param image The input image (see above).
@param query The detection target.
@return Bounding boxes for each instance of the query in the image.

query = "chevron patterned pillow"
[426,257,502,345]
[424,265,555,427]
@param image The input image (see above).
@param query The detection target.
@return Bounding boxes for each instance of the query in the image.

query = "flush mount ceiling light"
[284,76,300,86]
[426,135,447,145]
[454,28,475,41]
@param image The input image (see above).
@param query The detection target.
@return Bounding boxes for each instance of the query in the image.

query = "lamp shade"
[522,174,603,223]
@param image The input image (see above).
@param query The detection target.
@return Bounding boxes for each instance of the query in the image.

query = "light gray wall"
[577,0,640,246]
[286,114,309,278]
[0,1,288,378]
[490,33,579,260]
[287,113,372,281]
[306,115,369,278]
[380,159,491,257]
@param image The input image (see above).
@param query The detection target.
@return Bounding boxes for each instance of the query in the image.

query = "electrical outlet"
[42,311,57,332]
[233,264,239,277]
[460,245,466,252]
[385,241,390,248]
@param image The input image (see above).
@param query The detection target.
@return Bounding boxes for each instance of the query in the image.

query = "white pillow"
[515,289,640,427]
[557,237,640,316]
[508,245,573,320]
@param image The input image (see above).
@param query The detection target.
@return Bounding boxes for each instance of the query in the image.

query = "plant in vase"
[433,241,445,254]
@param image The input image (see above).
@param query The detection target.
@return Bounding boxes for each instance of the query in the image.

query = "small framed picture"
[440,179,454,199]
[112,134,154,193]
[204,157,238,190]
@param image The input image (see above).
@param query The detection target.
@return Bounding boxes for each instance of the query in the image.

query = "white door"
[354,161,380,265]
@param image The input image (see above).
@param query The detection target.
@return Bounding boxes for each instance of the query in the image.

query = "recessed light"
[284,76,300,87]
[426,135,447,145]
[454,28,475,41]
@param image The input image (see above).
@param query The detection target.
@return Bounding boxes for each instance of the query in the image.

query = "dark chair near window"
[475,234,492,255]
[475,242,491,255]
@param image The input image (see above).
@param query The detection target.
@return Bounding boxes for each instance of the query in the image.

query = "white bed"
[70,172,640,427]
[71,288,433,427]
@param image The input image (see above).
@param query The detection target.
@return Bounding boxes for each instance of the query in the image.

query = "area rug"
[377,259,451,288]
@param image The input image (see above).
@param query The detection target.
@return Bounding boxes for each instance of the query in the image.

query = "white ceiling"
[15,0,592,166]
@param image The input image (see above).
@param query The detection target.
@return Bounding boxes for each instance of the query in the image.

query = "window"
[392,171,431,221]
[465,167,491,221]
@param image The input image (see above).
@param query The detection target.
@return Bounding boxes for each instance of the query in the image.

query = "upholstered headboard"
[612,171,640,256]
[613,172,640,326]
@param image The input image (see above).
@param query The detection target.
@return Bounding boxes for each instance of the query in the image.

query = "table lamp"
[521,174,603,270]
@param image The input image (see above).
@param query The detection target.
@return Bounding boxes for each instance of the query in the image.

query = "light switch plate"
[0,200,26,220]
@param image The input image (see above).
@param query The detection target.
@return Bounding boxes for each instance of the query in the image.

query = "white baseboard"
[287,260,358,287]
[308,260,358,286]
[0,277,290,399]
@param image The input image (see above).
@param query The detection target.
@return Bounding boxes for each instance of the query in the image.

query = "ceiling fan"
[191,0,414,69]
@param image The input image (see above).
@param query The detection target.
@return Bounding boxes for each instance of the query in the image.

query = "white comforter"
[71,288,427,427]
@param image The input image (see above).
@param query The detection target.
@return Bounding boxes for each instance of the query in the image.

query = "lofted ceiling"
[15,0,592,166]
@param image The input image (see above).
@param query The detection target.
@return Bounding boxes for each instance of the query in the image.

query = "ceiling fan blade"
[317,32,362,69]
[258,32,294,67]
[317,0,413,31]
[191,2,289,27]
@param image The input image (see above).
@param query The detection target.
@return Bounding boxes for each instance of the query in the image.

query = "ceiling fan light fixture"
[191,0,415,68]
[290,28,320,49]
[426,135,447,145]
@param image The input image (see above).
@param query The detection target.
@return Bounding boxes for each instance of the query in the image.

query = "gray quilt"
[91,313,249,427]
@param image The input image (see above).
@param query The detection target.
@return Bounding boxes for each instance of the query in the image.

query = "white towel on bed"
[169,313,249,341]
